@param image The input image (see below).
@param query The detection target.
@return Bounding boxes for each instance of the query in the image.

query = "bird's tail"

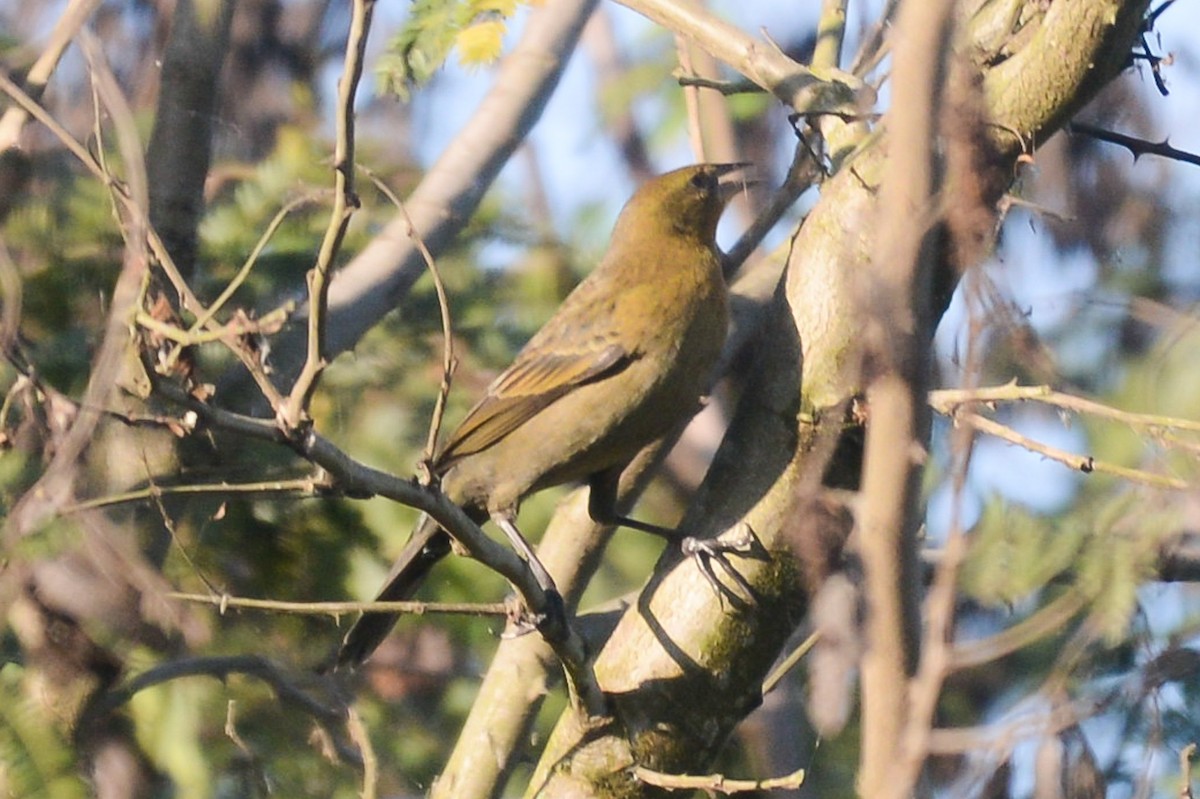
[334,513,453,670]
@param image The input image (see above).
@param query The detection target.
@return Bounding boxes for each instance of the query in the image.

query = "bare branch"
[950,590,1090,671]
[958,410,1191,491]
[152,379,606,713]
[64,476,330,514]
[6,35,153,537]
[612,0,861,113]
[0,0,101,150]
[931,382,1200,434]
[285,0,375,428]
[633,765,806,793]
[1069,121,1200,167]
[1181,743,1196,799]
[244,0,601,394]
[361,168,456,473]
[856,0,955,793]
[82,655,360,764]
[188,194,322,332]
[169,592,508,618]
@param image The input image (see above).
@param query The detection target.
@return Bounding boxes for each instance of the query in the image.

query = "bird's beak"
[713,162,756,203]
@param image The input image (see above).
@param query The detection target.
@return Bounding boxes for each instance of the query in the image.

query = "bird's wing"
[435,342,631,468]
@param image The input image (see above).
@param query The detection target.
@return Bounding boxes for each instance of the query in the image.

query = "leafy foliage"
[376,0,544,100]
[1,1,1198,797]
[0,666,88,799]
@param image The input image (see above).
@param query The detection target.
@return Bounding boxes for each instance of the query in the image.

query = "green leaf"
[0,666,88,799]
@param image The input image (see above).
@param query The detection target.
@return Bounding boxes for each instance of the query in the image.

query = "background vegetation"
[1,1,1198,797]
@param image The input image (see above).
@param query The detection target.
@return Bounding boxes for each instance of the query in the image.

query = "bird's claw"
[501,589,567,641]
[682,523,759,608]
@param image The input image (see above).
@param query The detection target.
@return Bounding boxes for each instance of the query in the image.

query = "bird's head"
[615,163,753,245]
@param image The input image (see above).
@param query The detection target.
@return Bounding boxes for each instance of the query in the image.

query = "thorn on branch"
[1067,122,1200,168]
[1130,31,1172,96]
[1147,0,1176,27]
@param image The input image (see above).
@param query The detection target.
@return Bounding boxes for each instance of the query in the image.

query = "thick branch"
[145,0,235,280]
[526,1,1156,794]
[613,0,861,113]
[855,0,953,792]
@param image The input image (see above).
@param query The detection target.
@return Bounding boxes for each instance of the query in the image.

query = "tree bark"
[525,2,1152,796]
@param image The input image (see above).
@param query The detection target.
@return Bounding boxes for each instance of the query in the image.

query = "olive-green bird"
[337,163,746,668]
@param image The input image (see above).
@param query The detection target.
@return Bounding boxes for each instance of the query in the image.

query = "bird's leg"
[681,524,760,607]
[491,513,566,638]
[587,470,757,602]
[586,469,676,539]
[492,514,557,592]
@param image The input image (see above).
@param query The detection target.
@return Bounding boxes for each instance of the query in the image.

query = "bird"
[336,163,747,669]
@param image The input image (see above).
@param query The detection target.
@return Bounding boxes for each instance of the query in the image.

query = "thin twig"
[949,589,1089,671]
[152,378,608,716]
[135,306,290,346]
[633,765,806,793]
[362,168,456,472]
[0,71,203,316]
[0,238,22,360]
[83,655,361,765]
[285,0,375,428]
[931,382,1200,434]
[169,591,509,617]
[896,269,993,796]
[1180,743,1196,799]
[724,145,819,276]
[141,464,225,596]
[927,695,1103,756]
[674,75,762,95]
[1068,122,1200,167]
[64,476,330,513]
[347,706,378,799]
[761,631,819,695]
[223,701,255,760]
[849,0,899,77]
[959,410,1190,491]
[189,194,321,332]
[676,34,706,159]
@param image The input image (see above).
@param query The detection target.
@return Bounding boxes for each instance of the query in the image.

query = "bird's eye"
[690,170,712,191]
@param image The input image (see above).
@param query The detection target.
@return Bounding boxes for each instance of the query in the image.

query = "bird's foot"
[682,522,760,608]
[501,589,567,641]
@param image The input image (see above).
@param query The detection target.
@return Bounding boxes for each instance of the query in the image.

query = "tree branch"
[612,0,861,113]
[855,0,953,793]
[145,0,235,280]
[526,1,1156,794]
[232,0,601,403]
[153,380,606,715]
[283,0,374,428]
[1068,121,1200,167]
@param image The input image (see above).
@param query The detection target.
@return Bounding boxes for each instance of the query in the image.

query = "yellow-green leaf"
[456,19,506,67]
[472,0,517,16]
